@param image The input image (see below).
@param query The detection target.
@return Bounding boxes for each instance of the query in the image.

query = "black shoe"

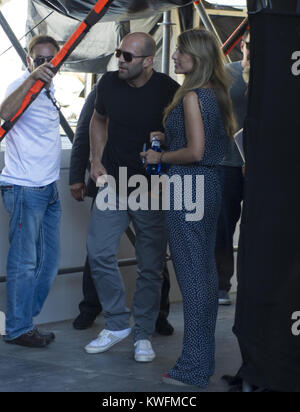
[5,329,48,348]
[73,312,97,330]
[155,317,174,336]
[34,327,55,344]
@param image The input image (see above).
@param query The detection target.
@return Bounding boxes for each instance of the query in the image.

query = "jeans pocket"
[1,186,14,215]
[51,183,60,205]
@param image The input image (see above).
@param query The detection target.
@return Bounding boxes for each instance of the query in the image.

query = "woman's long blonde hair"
[164,29,236,138]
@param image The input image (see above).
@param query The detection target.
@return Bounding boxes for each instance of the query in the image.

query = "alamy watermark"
[292,311,300,337]
[96,167,205,222]
[0,311,5,336]
[291,51,300,76]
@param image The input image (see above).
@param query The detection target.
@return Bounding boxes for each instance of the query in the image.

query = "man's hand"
[70,182,87,202]
[0,62,56,121]
[30,62,55,87]
[90,159,107,183]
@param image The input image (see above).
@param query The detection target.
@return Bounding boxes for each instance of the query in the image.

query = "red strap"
[222,18,249,56]
[11,80,44,122]
[51,22,87,68]
[95,0,111,13]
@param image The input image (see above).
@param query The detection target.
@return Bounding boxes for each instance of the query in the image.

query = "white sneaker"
[134,339,156,362]
[218,291,232,306]
[85,328,131,354]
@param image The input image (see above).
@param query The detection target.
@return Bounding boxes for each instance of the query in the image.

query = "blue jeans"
[0,182,61,340]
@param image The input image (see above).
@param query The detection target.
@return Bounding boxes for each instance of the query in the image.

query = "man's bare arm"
[89,109,108,182]
[0,63,55,121]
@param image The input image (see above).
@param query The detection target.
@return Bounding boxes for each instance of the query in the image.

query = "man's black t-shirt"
[95,71,179,187]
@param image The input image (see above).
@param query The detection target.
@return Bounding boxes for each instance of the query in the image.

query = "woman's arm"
[141,91,205,166]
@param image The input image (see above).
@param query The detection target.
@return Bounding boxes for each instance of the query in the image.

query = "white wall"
[0,148,239,325]
[0,149,182,325]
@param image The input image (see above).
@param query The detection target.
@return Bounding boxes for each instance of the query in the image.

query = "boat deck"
[0,297,241,393]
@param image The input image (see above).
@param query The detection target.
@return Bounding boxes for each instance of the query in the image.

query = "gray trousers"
[87,200,167,342]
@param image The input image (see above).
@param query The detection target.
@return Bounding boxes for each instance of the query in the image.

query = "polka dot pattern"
[165,88,229,387]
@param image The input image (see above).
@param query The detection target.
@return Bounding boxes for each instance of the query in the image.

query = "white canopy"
[207,0,246,7]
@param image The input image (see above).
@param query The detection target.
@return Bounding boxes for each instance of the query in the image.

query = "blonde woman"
[142,29,235,387]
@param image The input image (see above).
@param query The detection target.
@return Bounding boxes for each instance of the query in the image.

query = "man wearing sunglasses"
[85,32,179,362]
[70,85,174,337]
[0,35,61,348]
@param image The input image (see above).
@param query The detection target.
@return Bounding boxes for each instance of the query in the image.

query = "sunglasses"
[114,49,149,63]
[245,42,251,50]
[33,55,54,67]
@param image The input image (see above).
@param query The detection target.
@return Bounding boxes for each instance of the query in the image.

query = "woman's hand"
[150,131,166,145]
[140,149,163,167]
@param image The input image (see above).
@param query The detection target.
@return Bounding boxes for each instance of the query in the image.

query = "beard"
[118,64,144,81]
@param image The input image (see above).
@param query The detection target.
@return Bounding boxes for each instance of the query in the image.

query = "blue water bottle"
[146,137,162,175]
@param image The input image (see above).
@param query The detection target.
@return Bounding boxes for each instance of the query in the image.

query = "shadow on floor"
[0,297,241,392]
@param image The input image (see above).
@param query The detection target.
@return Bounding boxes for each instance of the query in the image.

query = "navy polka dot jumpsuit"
[165,88,229,387]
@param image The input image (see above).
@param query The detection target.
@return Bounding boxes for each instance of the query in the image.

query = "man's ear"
[144,56,154,68]
[240,40,245,54]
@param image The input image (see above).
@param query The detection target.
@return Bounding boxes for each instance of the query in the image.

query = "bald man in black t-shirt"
[70,85,176,336]
[84,33,179,363]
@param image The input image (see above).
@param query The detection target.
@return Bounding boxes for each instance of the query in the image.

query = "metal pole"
[0,11,27,65]
[158,11,174,75]
[0,254,173,283]
[222,17,249,57]
[260,0,267,8]
[193,1,231,63]
[0,10,74,143]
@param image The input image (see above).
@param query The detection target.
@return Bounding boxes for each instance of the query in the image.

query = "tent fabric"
[26,2,169,73]
[26,0,244,72]
[26,1,193,73]
[233,9,300,392]
[31,0,193,22]
[27,1,123,73]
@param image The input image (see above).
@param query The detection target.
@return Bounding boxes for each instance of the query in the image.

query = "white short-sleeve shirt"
[0,70,61,187]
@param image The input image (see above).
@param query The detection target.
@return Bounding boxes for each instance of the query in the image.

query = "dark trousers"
[215,166,244,292]
[79,258,171,320]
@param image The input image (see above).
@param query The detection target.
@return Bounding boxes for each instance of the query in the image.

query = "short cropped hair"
[28,35,60,57]
[122,32,156,57]
[142,34,157,57]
